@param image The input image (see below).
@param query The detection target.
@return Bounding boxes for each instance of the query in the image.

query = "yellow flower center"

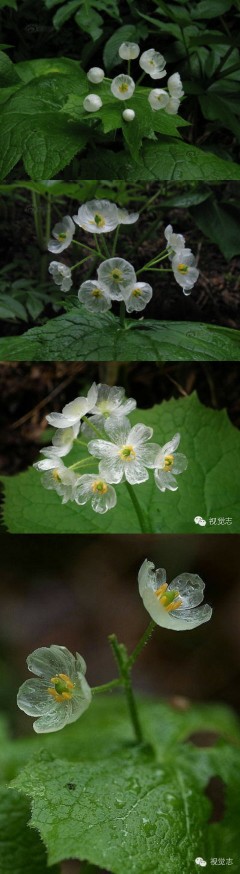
[91,287,103,298]
[52,469,62,482]
[155,583,182,612]
[92,213,105,228]
[47,673,75,703]
[177,263,188,274]
[119,83,129,93]
[119,444,136,461]
[111,269,123,283]
[163,454,174,471]
[91,479,108,494]
[132,288,141,297]
[58,232,67,241]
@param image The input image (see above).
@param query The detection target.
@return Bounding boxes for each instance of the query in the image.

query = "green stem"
[124,481,149,533]
[101,235,111,259]
[119,300,126,328]
[82,415,104,439]
[137,71,146,85]
[127,59,131,76]
[112,224,120,256]
[74,437,89,447]
[137,251,169,275]
[68,458,95,471]
[32,192,44,251]
[128,621,156,669]
[108,634,144,744]
[71,255,93,272]
[72,239,104,258]
[212,43,235,79]
[138,189,161,215]
[214,61,240,80]
[92,678,122,693]
[45,193,51,248]
[145,267,172,272]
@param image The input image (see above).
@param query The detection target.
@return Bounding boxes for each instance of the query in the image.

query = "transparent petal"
[161,433,181,455]
[128,423,153,446]
[46,412,72,429]
[104,418,130,445]
[17,678,56,716]
[88,438,119,459]
[138,444,160,467]
[169,603,213,629]
[27,645,76,681]
[172,453,188,474]
[91,485,117,514]
[154,470,178,491]
[74,476,95,505]
[99,457,124,484]
[168,572,205,606]
[125,460,149,484]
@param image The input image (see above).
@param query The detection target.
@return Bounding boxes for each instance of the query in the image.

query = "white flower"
[122,108,135,121]
[85,383,136,429]
[117,207,139,225]
[17,645,92,733]
[165,97,180,116]
[88,420,160,485]
[139,49,166,80]
[153,433,188,492]
[111,74,135,101]
[48,261,72,292]
[164,224,185,257]
[125,281,152,313]
[138,560,212,631]
[97,258,136,300]
[87,67,105,83]
[48,216,75,254]
[83,94,102,112]
[74,474,117,514]
[171,250,199,295]
[41,461,78,504]
[33,447,63,472]
[34,425,79,467]
[148,89,169,111]
[167,73,184,99]
[78,280,112,313]
[46,384,98,430]
[119,42,140,60]
[73,199,119,234]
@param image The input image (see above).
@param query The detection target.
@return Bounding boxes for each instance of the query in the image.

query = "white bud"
[119,42,140,60]
[83,94,103,113]
[122,108,135,122]
[148,88,169,111]
[87,67,105,84]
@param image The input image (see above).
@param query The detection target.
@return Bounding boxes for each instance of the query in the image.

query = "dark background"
[1,533,240,738]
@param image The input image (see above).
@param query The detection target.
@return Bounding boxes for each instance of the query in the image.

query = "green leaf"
[75,6,103,40]
[0,66,88,180]
[191,197,240,260]
[0,310,239,362]
[0,788,60,874]
[1,392,240,533]
[0,294,27,321]
[80,140,240,181]
[199,93,240,141]
[192,0,233,17]
[0,0,17,7]
[52,0,81,28]
[11,696,240,873]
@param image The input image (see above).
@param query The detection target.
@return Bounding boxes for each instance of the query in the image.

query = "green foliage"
[7,696,240,873]
[191,196,240,260]
[0,788,60,874]
[0,309,239,362]
[44,0,120,39]
[80,142,240,181]
[1,392,240,533]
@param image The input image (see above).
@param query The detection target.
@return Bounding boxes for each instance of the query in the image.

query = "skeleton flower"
[111,74,135,100]
[125,281,153,313]
[83,94,102,112]
[46,384,98,430]
[17,645,92,733]
[74,474,117,514]
[139,49,166,80]
[165,96,180,115]
[164,224,185,257]
[41,460,78,504]
[73,200,119,234]
[148,89,169,111]
[138,560,212,631]
[119,42,140,60]
[171,250,199,294]
[167,73,184,99]
[87,67,105,83]
[117,208,139,225]
[97,258,136,300]
[78,280,112,313]
[48,216,75,254]
[88,420,159,484]
[153,433,188,492]
[85,383,136,429]
[48,261,72,292]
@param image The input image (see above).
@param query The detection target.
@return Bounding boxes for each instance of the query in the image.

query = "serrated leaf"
[1,392,240,533]
[0,310,239,362]
[80,140,240,181]
[0,788,60,874]
[11,697,240,874]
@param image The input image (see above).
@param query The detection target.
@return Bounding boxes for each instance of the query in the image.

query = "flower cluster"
[17,562,212,734]
[83,42,184,121]
[47,199,199,310]
[165,224,199,294]
[33,382,188,514]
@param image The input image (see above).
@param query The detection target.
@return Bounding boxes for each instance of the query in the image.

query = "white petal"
[125,461,149,484]
[88,438,119,459]
[98,457,124,484]
[128,423,153,446]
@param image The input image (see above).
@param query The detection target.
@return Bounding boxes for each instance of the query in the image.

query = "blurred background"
[1,533,240,737]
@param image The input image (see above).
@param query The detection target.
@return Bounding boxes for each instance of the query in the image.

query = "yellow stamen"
[178,263,188,274]
[164,454,174,471]
[52,469,61,482]
[90,214,105,228]
[91,480,108,494]
[47,672,75,703]
[165,598,182,612]
[119,83,129,93]
[58,232,67,241]
[155,582,182,613]
[132,288,141,297]
[119,444,136,461]
[91,287,103,298]
[155,583,168,598]
[111,269,122,282]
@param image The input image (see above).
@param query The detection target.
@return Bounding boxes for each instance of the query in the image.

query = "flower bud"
[83,94,102,112]
[87,67,105,84]
[119,42,140,60]
[122,108,135,121]
[148,88,169,111]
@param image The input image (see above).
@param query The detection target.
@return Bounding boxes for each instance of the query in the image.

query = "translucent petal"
[154,470,178,491]
[99,457,124,484]
[27,645,76,681]
[168,572,205,606]
[17,679,56,716]
[169,603,213,628]
[46,412,72,429]
[161,433,180,455]
[128,423,153,446]
[91,485,117,513]
[138,444,160,467]
[88,438,119,459]
[125,461,149,484]
[74,476,95,505]
[104,418,130,445]
[172,453,188,474]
